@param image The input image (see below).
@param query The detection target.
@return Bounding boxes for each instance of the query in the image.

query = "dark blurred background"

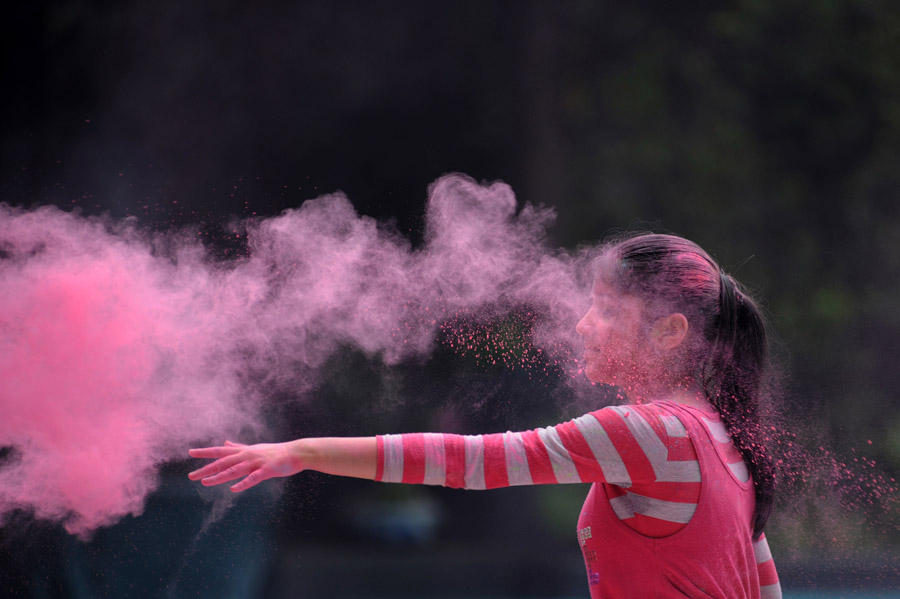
[2,1,900,597]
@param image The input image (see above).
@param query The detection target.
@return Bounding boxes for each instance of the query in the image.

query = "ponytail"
[706,272,775,540]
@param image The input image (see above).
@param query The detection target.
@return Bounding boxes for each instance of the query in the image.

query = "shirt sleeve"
[753,534,782,599]
[375,404,669,489]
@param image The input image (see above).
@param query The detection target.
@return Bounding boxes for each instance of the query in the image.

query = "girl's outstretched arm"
[187,437,377,492]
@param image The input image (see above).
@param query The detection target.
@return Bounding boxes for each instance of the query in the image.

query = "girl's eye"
[595,303,617,316]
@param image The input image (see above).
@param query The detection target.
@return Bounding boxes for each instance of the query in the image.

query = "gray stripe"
[610,405,668,478]
[573,414,631,487]
[702,417,731,443]
[760,584,783,599]
[382,434,404,483]
[660,414,687,438]
[609,495,635,520]
[537,426,581,484]
[503,432,533,486]
[626,492,697,524]
[658,460,701,483]
[753,537,773,564]
[729,460,750,483]
[463,435,486,490]
[423,433,446,486]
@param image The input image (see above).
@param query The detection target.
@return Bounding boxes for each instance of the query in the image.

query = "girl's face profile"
[576,279,647,386]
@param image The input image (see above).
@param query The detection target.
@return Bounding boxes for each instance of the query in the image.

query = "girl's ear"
[650,313,689,350]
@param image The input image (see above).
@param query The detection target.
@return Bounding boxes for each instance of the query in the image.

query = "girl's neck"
[627,378,715,412]
[666,389,716,412]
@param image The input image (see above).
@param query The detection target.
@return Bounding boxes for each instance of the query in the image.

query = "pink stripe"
[401,433,426,484]
[482,434,509,488]
[375,435,385,481]
[444,435,466,488]
[757,559,779,586]
[666,435,697,461]
[635,481,701,503]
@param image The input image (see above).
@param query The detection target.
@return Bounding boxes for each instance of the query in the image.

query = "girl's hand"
[188,440,303,492]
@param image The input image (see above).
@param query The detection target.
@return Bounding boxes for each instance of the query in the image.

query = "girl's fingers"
[201,460,257,486]
[188,445,241,459]
[188,452,246,481]
[187,442,275,491]
[230,468,268,493]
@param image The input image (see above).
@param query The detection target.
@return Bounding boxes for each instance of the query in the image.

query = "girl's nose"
[576,312,591,337]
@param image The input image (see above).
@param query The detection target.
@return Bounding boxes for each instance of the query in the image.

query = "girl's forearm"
[290,437,377,480]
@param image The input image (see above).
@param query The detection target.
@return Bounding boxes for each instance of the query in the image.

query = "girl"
[189,233,782,598]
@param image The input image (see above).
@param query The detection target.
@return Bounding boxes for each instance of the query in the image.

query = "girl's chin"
[584,366,637,390]
[583,367,614,385]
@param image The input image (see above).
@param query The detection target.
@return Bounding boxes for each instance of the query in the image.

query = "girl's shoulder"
[589,401,667,422]
[593,400,715,420]
[582,401,719,446]
[647,399,721,420]
[588,401,688,441]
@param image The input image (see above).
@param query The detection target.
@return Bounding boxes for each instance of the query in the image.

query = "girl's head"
[579,232,775,539]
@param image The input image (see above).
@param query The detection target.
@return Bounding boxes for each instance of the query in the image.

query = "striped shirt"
[376,401,781,597]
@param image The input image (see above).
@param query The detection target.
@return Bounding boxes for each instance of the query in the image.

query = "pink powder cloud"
[0,174,593,537]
